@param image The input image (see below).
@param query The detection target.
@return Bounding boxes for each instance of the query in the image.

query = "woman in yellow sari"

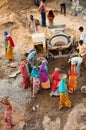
[4,31,15,61]
[58,74,71,110]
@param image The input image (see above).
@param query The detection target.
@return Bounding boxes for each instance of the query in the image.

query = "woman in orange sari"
[4,31,15,61]
[68,63,78,93]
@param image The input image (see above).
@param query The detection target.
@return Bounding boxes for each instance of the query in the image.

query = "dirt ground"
[23,58,86,130]
[0,0,86,130]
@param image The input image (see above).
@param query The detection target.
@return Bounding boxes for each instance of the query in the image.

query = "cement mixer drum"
[47,32,74,58]
[48,33,72,50]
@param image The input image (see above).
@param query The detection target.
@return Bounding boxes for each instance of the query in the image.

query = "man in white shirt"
[79,26,86,43]
[77,40,86,69]
[68,56,83,77]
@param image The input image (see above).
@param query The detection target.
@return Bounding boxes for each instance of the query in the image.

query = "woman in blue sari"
[31,66,40,97]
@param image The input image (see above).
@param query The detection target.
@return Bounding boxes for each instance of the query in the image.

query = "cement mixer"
[46,32,74,58]
[31,25,77,59]
[46,24,78,59]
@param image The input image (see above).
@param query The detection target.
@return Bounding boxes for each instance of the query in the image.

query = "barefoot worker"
[20,56,30,89]
[68,56,83,77]
[31,66,40,97]
[0,96,14,129]
[50,68,60,97]
[4,31,15,62]
[58,74,71,110]
[40,60,50,89]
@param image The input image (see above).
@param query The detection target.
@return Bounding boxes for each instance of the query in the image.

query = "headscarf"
[40,61,48,72]
[7,36,15,47]
[51,68,60,91]
[27,51,36,60]
[7,105,12,111]
[52,68,60,81]
[31,67,40,78]
[28,48,35,54]
[40,61,48,82]
[58,79,67,94]
[4,31,8,36]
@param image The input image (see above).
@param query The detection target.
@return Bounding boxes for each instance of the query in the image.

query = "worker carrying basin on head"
[68,56,83,77]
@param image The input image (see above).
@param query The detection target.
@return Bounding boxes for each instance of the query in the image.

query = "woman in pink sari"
[20,57,30,89]
[40,61,50,89]
[0,96,14,129]
[50,68,60,96]
[4,105,13,129]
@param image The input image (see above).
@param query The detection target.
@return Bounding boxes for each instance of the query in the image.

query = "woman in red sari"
[68,63,78,93]
[20,57,30,89]
[50,68,60,96]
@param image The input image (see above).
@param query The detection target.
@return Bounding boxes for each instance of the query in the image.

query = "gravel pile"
[0,75,32,105]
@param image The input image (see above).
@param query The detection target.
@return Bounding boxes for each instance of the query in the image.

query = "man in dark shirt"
[60,0,66,16]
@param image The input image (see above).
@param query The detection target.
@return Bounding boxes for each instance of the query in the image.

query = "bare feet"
[49,93,52,97]
[58,106,63,110]
[68,90,73,93]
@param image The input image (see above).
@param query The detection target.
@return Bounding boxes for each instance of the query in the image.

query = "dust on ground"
[0,0,86,130]
[23,58,86,130]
